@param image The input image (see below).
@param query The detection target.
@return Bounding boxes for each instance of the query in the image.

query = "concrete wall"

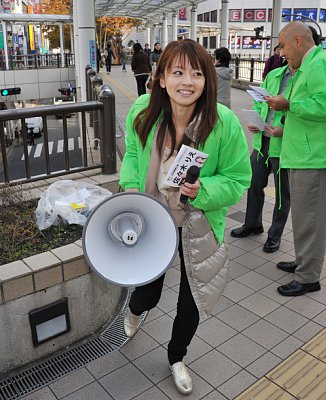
[0,67,76,101]
[0,272,124,374]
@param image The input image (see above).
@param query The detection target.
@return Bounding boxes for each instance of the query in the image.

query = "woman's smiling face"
[160,56,205,111]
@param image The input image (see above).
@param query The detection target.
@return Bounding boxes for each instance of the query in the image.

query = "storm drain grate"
[0,290,147,400]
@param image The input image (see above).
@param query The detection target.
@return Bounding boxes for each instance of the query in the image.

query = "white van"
[25,117,43,137]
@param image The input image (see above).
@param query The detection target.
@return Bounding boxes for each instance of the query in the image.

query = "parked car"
[25,116,43,137]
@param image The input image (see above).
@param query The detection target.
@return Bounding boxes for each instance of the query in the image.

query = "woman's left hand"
[180,179,200,199]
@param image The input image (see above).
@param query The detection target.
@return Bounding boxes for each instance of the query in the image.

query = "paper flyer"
[241,109,267,131]
[246,90,267,102]
[163,144,208,187]
[249,85,271,98]
[246,85,271,102]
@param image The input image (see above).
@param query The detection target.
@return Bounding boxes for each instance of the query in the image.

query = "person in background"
[266,21,326,296]
[262,46,283,80]
[96,45,101,73]
[14,127,20,147]
[143,43,151,60]
[150,42,162,66]
[214,47,233,108]
[131,43,151,96]
[231,59,293,253]
[120,39,251,395]
[121,46,128,72]
[105,43,116,74]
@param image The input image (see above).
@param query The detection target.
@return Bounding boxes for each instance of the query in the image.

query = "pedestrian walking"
[131,43,151,96]
[120,39,251,395]
[105,43,116,74]
[121,46,128,72]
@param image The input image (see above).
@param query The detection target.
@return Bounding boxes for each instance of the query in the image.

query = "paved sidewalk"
[22,65,326,400]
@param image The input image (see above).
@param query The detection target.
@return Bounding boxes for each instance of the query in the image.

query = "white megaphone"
[82,192,179,287]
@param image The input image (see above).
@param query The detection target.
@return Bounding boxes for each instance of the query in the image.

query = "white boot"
[170,361,193,395]
[124,310,140,338]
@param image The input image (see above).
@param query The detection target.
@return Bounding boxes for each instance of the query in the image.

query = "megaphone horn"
[82,192,179,287]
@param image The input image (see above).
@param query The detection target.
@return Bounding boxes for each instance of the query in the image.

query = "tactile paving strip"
[236,328,326,400]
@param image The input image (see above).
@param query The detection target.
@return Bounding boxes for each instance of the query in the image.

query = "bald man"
[266,22,326,296]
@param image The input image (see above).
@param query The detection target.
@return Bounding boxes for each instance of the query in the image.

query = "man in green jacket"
[267,21,326,296]
[231,64,292,253]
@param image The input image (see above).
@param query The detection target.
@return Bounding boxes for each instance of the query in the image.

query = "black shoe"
[230,225,264,238]
[277,261,298,273]
[277,280,321,296]
[263,238,280,253]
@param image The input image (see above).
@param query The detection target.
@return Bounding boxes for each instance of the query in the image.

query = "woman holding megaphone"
[119,39,251,395]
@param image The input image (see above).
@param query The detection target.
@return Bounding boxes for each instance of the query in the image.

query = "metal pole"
[172,12,178,41]
[76,0,96,101]
[271,0,282,55]
[220,0,229,48]
[90,75,103,148]
[162,13,168,48]
[87,68,96,127]
[86,67,95,101]
[2,21,9,70]
[59,22,65,68]
[98,87,116,174]
[190,5,197,41]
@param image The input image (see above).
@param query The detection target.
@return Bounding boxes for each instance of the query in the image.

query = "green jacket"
[119,95,252,244]
[252,65,292,157]
[281,46,326,169]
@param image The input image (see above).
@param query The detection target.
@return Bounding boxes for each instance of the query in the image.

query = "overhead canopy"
[95,0,204,22]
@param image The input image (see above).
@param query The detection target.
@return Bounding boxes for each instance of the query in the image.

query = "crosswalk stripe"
[20,139,81,160]
[21,146,33,161]
[68,138,74,151]
[57,140,63,153]
[34,143,43,158]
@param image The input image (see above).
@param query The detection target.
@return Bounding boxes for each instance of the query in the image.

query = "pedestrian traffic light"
[0,87,21,96]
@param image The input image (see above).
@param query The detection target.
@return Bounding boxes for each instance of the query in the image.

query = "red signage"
[179,8,187,21]
[244,9,254,21]
[268,9,273,22]
[244,9,267,22]
[229,9,241,22]
[228,36,241,49]
[255,9,266,21]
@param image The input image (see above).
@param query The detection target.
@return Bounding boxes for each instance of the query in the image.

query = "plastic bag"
[35,180,112,230]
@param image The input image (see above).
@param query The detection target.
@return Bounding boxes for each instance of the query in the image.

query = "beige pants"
[290,169,326,283]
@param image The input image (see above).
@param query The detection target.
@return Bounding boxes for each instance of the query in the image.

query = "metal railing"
[0,83,116,185]
[231,57,265,83]
[0,53,75,70]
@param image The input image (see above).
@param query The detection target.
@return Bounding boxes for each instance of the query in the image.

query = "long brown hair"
[134,39,218,154]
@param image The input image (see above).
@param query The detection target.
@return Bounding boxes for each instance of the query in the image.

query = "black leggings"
[135,75,148,96]
[129,228,200,365]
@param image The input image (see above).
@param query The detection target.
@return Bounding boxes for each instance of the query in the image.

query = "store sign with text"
[244,9,267,22]
[228,36,241,49]
[242,36,262,49]
[293,9,317,21]
[229,9,241,22]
